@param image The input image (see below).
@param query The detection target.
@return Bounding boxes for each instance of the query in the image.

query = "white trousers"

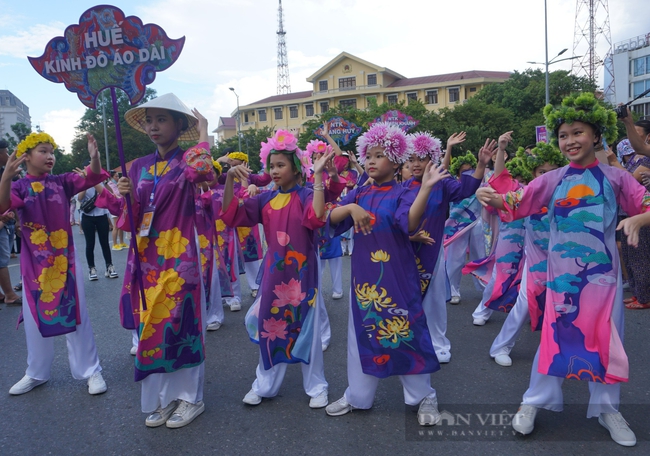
[226,251,242,306]
[471,261,497,322]
[321,257,343,295]
[251,292,328,399]
[244,259,261,291]
[140,257,207,413]
[206,256,224,325]
[22,273,101,381]
[445,221,485,298]
[490,265,529,357]
[521,277,624,418]
[343,300,435,409]
[422,248,450,355]
[317,258,332,348]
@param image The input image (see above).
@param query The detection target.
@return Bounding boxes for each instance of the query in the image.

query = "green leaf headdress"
[449,151,477,177]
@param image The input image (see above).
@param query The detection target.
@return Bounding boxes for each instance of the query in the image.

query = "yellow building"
[215,52,510,141]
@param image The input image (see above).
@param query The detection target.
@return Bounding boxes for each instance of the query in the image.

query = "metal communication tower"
[276,0,291,95]
[571,0,614,96]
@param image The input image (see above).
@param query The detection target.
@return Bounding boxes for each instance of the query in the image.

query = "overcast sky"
[1,0,647,154]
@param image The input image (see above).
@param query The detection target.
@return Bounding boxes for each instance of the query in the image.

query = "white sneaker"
[332,292,343,300]
[473,317,487,326]
[243,389,262,405]
[106,264,118,279]
[87,371,107,395]
[89,267,98,281]
[230,301,241,312]
[450,296,460,305]
[599,412,636,447]
[436,350,451,364]
[130,346,137,356]
[322,343,329,352]
[166,400,205,428]
[309,390,328,409]
[145,400,179,427]
[512,404,537,435]
[9,375,47,395]
[418,394,441,426]
[326,396,356,416]
[494,354,512,367]
[251,289,258,298]
[207,321,222,331]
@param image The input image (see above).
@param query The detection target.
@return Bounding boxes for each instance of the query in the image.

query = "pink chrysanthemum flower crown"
[356,122,411,164]
[260,129,310,177]
[306,139,333,156]
[408,132,442,162]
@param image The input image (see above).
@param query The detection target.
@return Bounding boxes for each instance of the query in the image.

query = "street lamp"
[229,87,242,151]
[527,1,581,105]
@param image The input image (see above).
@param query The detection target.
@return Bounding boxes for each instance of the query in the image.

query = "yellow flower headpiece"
[228,152,248,163]
[212,159,223,175]
[16,132,57,158]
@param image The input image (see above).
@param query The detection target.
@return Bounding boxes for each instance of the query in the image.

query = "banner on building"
[369,109,419,132]
[28,4,184,108]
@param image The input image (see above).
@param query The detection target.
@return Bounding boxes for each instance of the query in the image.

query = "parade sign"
[369,110,419,132]
[536,125,548,144]
[313,117,362,145]
[28,4,185,108]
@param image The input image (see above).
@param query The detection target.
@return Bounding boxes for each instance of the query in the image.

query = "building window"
[244,113,249,123]
[406,92,418,104]
[305,104,314,117]
[320,102,329,113]
[367,74,377,86]
[289,105,298,119]
[274,107,283,120]
[448,87,460,103]
[426,90,438,104]
[319,80,328,92]
[387,94,398,105]
[633,80,646,98]
[634,57,647,76]
[339,99,357,110]
[469,87,477,92]
[339,77,356,90]
[258,109,267,122]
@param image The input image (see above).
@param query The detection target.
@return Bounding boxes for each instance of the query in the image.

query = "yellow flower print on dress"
[215,219,226,231]
[40,291,56,303]
[147,161,171,177]
[217,235,225,248]
[140,285,176,338]
[201,253,208,267]
[238,227,251,243]
[370,250,390,263]
[39,266,66,295]
[377,316,414,348]
[136,235,149,254]
[53,255,68,273]
[30,181,44,193]
[155,228,189,259]
[355,283,395,312]
[50,229,69,249]
[198,234,210,250]
[30,229,48,245]
[158,268,186,295]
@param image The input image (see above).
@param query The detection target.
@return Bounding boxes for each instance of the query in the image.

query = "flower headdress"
[212,159,223,176]
[228,151,248,163]
[408,131,442,162]
[356,122,411,164]
[505,155,533,184]
[544,92,618,146]
[306,139,333,156]
[260,129,310,177]
[449,151,477,176]
[16,132,57,158]
[518,143,568,173]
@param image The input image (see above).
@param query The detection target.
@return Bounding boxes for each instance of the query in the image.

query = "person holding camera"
[77,170,118,281]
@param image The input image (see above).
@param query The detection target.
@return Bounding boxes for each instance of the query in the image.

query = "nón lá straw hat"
[124,93,199,141]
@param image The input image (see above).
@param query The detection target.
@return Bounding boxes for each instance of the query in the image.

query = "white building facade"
[0,90,32,140]
[607,32,650,120]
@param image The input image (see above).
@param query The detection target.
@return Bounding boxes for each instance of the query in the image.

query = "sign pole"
[110,87,148,311]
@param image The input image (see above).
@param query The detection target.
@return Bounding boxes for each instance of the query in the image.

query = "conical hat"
[124,93,199,141]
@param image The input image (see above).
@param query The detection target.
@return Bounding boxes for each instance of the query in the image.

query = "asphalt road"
[1,231,649,455]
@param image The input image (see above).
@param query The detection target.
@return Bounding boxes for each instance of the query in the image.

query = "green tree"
[3,122,32,151]
[214,126,275,173]
[69,88,158,172]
